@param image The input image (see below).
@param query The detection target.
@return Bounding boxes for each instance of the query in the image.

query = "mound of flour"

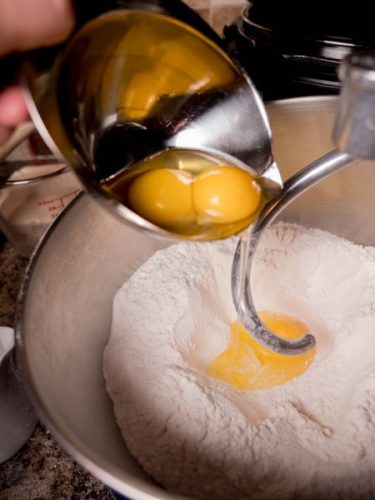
[104,223,375,499]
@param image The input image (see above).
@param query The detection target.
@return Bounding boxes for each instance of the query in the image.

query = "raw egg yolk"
[128,166,261,228]
[128,169,194,226]
[207,311,316,391]
[121,70,161,120]
[156,40,236,91]
[193,166,261,224]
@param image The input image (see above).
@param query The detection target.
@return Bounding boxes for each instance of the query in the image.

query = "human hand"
[0,0,74,145]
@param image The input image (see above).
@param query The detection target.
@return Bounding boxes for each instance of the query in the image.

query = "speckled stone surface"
[0,240,115,500]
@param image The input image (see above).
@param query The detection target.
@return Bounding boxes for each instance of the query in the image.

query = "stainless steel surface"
[16,96,375,499]
[0,327,38,463]
[334,52,375,159]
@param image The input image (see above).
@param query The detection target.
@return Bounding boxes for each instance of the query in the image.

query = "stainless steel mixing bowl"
[16,96,375,499]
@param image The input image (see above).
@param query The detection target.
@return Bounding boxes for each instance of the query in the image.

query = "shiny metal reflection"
[22,8,278,239]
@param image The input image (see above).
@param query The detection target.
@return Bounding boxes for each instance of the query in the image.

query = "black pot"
[224,0,375,100]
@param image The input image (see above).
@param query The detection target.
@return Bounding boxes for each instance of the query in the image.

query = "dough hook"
[232,52,375,355]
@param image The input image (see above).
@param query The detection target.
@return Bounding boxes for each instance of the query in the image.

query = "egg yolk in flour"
[128,166,262,228]
[207,312,316,390]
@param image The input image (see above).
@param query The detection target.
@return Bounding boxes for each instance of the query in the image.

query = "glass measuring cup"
[0,123,82,256]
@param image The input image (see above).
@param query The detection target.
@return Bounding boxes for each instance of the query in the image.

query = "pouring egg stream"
[102,149,316,390]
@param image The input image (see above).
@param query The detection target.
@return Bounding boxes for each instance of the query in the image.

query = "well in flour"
[104,222,375,499]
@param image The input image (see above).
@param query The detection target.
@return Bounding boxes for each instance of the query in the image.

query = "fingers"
[0,0,74,145]
[0,86,29,146]
[0,0,74,56]
[0,86,28,126]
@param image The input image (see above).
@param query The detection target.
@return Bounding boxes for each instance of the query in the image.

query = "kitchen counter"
[0,239,115,500]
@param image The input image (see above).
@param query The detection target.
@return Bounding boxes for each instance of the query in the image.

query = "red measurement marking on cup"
[38,189,81,219]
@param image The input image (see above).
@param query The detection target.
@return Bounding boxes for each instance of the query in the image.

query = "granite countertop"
[0,237,115,500]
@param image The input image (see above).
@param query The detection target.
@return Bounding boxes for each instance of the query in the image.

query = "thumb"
[0,0,74,56]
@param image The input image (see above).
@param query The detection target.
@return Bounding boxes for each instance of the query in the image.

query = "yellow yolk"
[128,169,194,226]
[120,70,162,120]
[128,166,262,229]
[156,39,236,91]
[207,312,316,391]
[193,166,262,224]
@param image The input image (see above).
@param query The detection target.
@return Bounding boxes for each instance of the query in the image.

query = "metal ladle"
[232,52,375,355]
[19,4,287,238]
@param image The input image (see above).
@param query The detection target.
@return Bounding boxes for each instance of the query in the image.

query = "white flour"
[104,223,375,499]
